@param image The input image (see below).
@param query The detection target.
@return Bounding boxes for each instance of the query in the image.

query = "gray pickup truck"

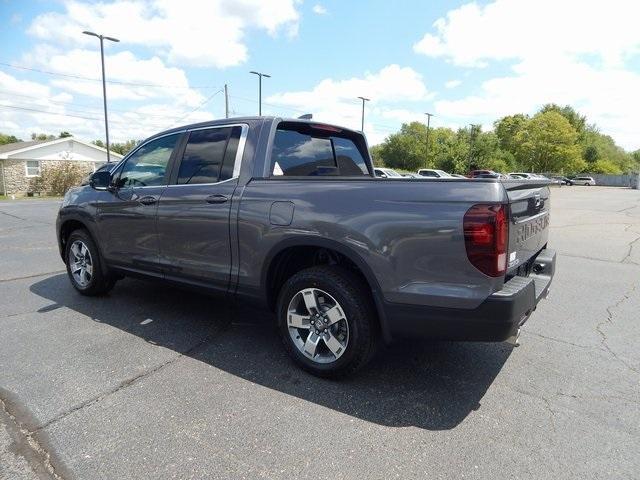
[57,117,555,377]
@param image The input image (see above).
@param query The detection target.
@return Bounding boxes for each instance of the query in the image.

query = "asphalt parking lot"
[1,186,639,480]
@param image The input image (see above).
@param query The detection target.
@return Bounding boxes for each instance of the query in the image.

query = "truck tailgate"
[503,180,551,274]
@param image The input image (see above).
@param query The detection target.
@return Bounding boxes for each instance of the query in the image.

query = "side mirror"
[90,170,112,190]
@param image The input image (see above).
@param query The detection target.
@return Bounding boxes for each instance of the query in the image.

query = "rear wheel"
[277,266,378,378]
[65,229,116,296]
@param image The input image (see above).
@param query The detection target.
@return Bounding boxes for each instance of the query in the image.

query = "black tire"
[65,229,116,296]
[276,266,379,378]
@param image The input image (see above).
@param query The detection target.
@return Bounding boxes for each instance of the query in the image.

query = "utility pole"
[249,71,271,115]
[224,84,229,119]
[357,96,370,132]
[424,112,434,168]
[83,31,119,163]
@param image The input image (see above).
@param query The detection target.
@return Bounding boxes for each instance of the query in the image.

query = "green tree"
[92,139,139,156]
[369,144,385,167]
[494,114,529,153]
[540,104,587,137]
[31,133,56,141]
[110,139,140,156]
[514,111,584,173]
[58,131,72,138]
[583,144,599,163]
[379,122,428,171]
[0,133,21,145]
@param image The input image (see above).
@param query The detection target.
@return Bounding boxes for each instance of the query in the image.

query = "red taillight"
[463,204,508,277]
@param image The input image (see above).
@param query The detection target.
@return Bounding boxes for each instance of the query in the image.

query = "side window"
[333,137,369,175]
[177,127,232,185]
[272,130,335,176]
[118,134,178,187]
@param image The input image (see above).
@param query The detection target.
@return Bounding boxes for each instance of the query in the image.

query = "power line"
[0,102,181,129]
[0,90,201,119]
[161,88,223,129]
[0,61,220,89]
[0,103,101,121]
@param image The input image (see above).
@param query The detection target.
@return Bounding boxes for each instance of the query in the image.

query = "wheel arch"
[261,236,391,342]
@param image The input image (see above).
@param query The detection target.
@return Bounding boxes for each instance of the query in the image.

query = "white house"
[0,137,123,195]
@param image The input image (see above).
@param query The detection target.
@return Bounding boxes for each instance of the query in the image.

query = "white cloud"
[413,0,640,68]
[266,65,430,145]
[0,70,220,144]
[25,48,206,106]
[444,79,461,89]
[312,4,328,15]
[414,0,640,150]
[28,0,301,68]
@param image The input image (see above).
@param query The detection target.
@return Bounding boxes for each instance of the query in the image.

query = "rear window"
[271,125,370,177]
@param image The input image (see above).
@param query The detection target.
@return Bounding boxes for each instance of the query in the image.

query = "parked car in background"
[417,169,452,178]
[572,176,596,186]
[451,173,467,179]
[552,176,574,186]
[374,167,402,178]
[57,116,555,377]
[402,173,421,178]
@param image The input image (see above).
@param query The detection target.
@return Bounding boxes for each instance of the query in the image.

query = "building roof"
[0,140,49,154]
[0,137,123,160]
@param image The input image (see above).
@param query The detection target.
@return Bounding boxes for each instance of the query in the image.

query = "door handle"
[138,195,158,206]
[206,194,229,204]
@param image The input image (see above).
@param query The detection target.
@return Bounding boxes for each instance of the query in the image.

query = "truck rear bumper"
[383,249,556,342]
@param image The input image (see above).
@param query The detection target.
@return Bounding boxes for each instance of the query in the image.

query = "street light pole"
[424,112,434,168]
[357,96,370,132]
[249,71,271,116]
[83,30,119,163]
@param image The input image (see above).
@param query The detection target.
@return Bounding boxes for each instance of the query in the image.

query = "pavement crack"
[595,283,639,374]
[524,331,596,350]
[31,327,225,434]
[621,232,640,264]
[0,395,65,480]
[0,209,27,220]
[0,270,66,283]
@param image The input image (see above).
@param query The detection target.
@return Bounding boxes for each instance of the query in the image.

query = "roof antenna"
[298,114,313,120]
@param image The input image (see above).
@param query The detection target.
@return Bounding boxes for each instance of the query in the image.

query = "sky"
[0,0,639,149]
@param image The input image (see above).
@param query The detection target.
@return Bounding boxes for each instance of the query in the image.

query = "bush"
[29,162,91,196]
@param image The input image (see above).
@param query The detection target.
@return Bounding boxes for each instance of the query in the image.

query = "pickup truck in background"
[57,117,555,377]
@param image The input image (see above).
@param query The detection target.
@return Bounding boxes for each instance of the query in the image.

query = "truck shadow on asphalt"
[30,274,512,431]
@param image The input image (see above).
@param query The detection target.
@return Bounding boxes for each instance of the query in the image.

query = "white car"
[572,176,596,186]
[417,169,452,178]
[374,167,403,178]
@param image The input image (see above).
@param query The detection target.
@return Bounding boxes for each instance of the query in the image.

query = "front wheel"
[277,266,378,378]
[65,229,116,296]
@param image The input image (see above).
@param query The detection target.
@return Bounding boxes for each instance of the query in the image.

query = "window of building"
[25,161,41,177]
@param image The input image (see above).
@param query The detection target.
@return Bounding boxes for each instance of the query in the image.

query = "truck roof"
[152,116,362,141]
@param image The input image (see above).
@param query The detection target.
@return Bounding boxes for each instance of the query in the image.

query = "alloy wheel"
[69,240,93,287]
[287,288,349,364]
